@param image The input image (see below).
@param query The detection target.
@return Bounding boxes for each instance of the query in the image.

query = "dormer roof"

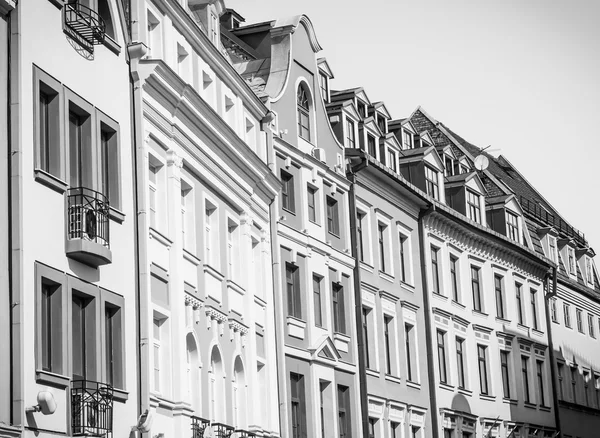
[445,171,486,194]
[326,99,360,120]
[371,101,391,120]
[317,57,334,78]
[399,145,444,170]
[383,132,402,150]
[330,87,372,107]
[361,116,383,137]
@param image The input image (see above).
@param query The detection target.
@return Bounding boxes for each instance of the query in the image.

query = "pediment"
[362,117,382,136]
[317,57,334,78]
[310,335,342,362]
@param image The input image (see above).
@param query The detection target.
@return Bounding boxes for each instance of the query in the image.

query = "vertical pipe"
[545,266,562,436]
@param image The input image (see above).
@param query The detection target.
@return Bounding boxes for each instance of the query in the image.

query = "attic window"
[402,131,412,149]
[377,115,386,134]
[466,189,481,224]
[548,235,558,263]
[445,155,454,176]
[297,84,311,141]
[357,100,366,118]
[424,165,439,200]
[567,247,576,276]
[319,72,329,103]
[585,256,594,285]
[506,211,519,242]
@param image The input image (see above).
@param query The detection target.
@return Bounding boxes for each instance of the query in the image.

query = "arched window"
[209,347,224,422]
[232,357,247,429]
[186,333,200,412]
[297,85,311,141]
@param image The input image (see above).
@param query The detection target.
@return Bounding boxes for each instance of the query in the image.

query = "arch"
[296,79,314,143]
[186,332,201,412]
[209,345,225,422]
[232,355,247,429]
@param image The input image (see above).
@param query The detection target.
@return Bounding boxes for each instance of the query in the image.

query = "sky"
[228,0,600,253]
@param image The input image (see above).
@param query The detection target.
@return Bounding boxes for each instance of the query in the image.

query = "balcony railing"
[71,380,113,437]
[191,416,210,438]
[68,187,110,247]
[234,430,257,438]
[213,423,235,438]
[63,2,106,54]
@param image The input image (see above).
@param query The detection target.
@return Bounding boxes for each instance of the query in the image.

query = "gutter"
[346,156,370,438]
[544,266,562,436]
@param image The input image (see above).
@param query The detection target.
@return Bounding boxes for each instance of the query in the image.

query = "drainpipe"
[346,157,370,438]
[544,266,562,436]
[418,206,439,438]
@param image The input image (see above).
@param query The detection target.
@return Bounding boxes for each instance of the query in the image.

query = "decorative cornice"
[228,318,249,336]
[185,294,202,309]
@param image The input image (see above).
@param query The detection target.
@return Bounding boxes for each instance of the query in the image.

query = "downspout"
[544,266,562,436]
[346,157,370,438]
[418,206,439,438]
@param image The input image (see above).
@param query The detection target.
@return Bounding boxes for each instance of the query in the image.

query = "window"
[332,282,346,334]
[368,418,376,438]
[456,338,465,389]
[36,74,61,179]
[367,135,376,157]
[571,367,578,403]
[516,283,524,325]
[567,247,576,276]
[564,303,571,328]
[307,186,317,223]
[584,371,592,406]
[384,315,393,374]
[148,159,162,230]
[204,200,218,267]
[550,298,558,323]
[506,211,519,242]
[319,382,327,438]
[210,12,218,44]
[557,363,565,400]
[337,385,351,438]
[522,356,531,403]
[387,149,397,172]
[286,263,301,319]
[346,119,356,148]
[466,190,481,224]
[227,220,239,278]
[357,212,366,262]
[500,350,511,398]
[399,234,408,283]
[402,130,412,149]
[71,294,96,381]
[68,107,93,189]
[357,101,366,118]
[530,290,539,330]
[405,323,416,382]
[589,314,596,338]
[537,360,546,406]
[326,196,340,236]
[576,308,583,333]
[548,236,558,263]
[290,373,306,438]
[319,72,329,102]
[377,115,387,134]
[437,330,447,384]
[586,257,594,284]
[378,223,387,272]
[313,275,323,327]
[40,280,62,374]
[362,307,371,369]
[471,266,482,312]
[425,165,439,200]
[153,317,161,391]
[281,170,295,213]
[431,246,441,294]
[478,345,489,395]
[595,375,600,408]
[411,426,420,438]
[450,256,459,302]
[104,303,123,388]
[444,155,454,177]
[390,422,400,438]
[495,275,505,319]
[297,85,311,141]
[181,182,195,253]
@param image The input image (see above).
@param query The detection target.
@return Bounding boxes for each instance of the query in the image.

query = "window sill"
[281,207,296,217]
[524,401,537,410]
[149,227,173,247]
[327,230,340,239]
[439,382,454,392]
[103,34,121,55]
[532,328,544,337]
[378,270,395,283]
[308,219,320,227]
[539,405,551,412]
[360,262,374,273]
[479,394,496,402]
[432,292,448,301]
[35,369,70,389]
[34,168,68,194]
[458,387,472,396]
[502,397,518,405]
[109,206,125,224]
[495,316,510,324]
[366,369,379,378]
[385,374,401,384]
[406,380,421,390]
[472,310,488,317]
[400,281,415,293]
[113,387,129,403]
[333,332,350,353]
[286,316,306,340]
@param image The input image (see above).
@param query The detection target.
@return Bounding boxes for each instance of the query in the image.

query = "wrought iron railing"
[234,429,257,438]
[519,195,587,247]
[71,380,113,437]
[191,416,210,438]
[63,2,106,53]
[213,423,235,438]
[67,187,110,247]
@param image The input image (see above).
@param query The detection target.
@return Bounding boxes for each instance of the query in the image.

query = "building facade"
[2,0,138,437]
[128,0,281,437]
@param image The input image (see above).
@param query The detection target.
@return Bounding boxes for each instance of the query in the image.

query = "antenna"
[474,154,489,171]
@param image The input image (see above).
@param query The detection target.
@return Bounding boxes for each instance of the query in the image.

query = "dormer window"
[297,84,311,142]
[567,247,576,276]
[357,101,367,118]
[425,165,439,200]
[585,256,594,285]
[367,135,376,156]
[377,115,386,134]
[506,211,519,242]
[319,72,329,103]
[346,119,356,148]
[548,235,558,263]
[466,189,481,224]
[210,12,219,44]
[402,131,413,149]
[387,149,397,172]
[445,155,454,176]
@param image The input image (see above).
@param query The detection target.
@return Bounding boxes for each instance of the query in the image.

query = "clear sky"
[228,0,600,253]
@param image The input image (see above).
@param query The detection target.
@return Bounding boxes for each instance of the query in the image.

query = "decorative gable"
[310,336,342,363]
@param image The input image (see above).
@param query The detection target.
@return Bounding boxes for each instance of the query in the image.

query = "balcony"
[190,418,245,438]
[191,416,210,438]
[213,423,235,438]
[63,2,106,54]
[71,380,113,437]
[234,430,257,438]
[66,187,112,267]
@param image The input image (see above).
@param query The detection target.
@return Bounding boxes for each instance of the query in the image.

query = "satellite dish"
[474,154,489,171]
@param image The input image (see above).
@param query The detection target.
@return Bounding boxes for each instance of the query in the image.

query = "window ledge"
[366,369,379,378]
[472,310,488,318]
[432,292,448,301]
[204,264,225,282]
[439,382,454,392]
[531,328,544,337]
[451,300,465,309]
[406,380,421,390]
[458,387,472,396]
[149,227,173,247]
[539,405,551,412]
[281,207,296,217]
[113,387,129,403]
[495,316,510,324]
[333,332,350,354]
[35,369,70,389]
[517,323,530,334]
[286,316,306,340]
[502,397,518,405]
[183,248,201,266]
[400,281,415,293]
[34,168,68,194]
[109,206,125,224]
[524,401,537,410]
[385,374,401,384]
[308,219,321,227]
[479,394,496,402]
[327,230,340,239]
[103,35,121,55]
[378,270,395,284]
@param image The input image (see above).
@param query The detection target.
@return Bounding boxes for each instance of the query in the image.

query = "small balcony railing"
[213,423,235,438]
[191,416,210,438]
[234,430,257,438]
[71,380,113,437]
[63,2,106,53]
[68,187,110,248]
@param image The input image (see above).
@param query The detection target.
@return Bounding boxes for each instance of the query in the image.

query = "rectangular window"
[506,211,519,241]
[281,170,295,213]
[557,363,565,400]
[104,303,123,388]
[72,294,95,380]
[362,307,371,369]
[584,371,591,406]
[456,337,465,389]
[326,196,340,236]
[307,186,317,223]
[571,367,578,403]
[346,119,356,148]
[319,72,329,102]
[332,282,346,334]
[548,236,558,263]
[368,418,376,438]
[495,275,505,319]
[537,360,546,406]
[378,224,387,272]
[337,385,351,438]
[425,165,439,200]
[286,263,301,319]
[399,234,408,283]
[69,110,92,188]
[450,255,459,302]
[367,135,376,156]
[204,201,217,266]
[297,106,310,141]
[516,282,524,325]
[550,298,558,323]
[390,422,400,438]
[564,303,571,328]
[148,161,159,229]
[576,308,584,333]
[531,290,539,330]
[466,189,481,224]
[402,131,412,149]
[357,212,365,262]
[37,84,61,178]
[290,373,307,438]
[405,323,415,382]
[568,247,576,275]
[586,257,594,284]
[478,345,489,395]
[500,350,511,398]
[313,275,322,327]
[431,246,441,294]
[522,356,531,403]
[41,281,62,373]
[471,266,482,312]
[437,330,447,384]
[319,381,327,438]
[384,315,392,374]
[227,221,239,278]
[589,314,596,338]
[153,318,161,391]
[387,149,397,172]
[98,121,120,209]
